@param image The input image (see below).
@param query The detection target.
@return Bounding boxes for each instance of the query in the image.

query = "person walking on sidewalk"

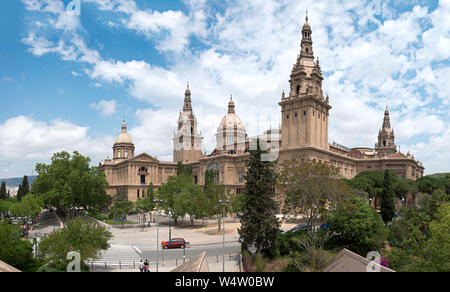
[139,260,144,272]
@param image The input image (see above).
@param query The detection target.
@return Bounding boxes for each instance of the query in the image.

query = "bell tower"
[279,12,331,150]
[173,84,203,163]
[375,106,397,157]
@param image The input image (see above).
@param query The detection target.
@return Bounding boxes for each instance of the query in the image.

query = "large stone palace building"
[100,14,424,201]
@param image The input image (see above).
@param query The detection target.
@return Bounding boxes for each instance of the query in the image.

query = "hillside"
[0,176,37,188]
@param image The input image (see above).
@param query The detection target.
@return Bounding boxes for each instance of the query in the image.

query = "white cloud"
[90,99,117,116]
[0,116,113,177]
[405,129,450,175]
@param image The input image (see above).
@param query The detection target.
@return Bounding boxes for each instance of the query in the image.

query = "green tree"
[135,198,155,231]
[9,194,44,219]
[381,170,396,224]
[110,200,135,228]
[0,222,37,271]
[0,181,7,200]
[0,200,10,216]
[325,195,388,255]
[204,169,215,187]
[205,182,229,231]
[239,140,280,255]
[174,183,206,226]
[31,151,111,217]
[146,183,155,201]
[158,174,193,225]
[177,162,193,177]
[37,218,112,271]
[388,203,450,272]
[348,171,385,200]
[230,193,244,219]
[278,160,351,231]
[17,175,30,201]
[388,207,429,252]
[416,173,449,195]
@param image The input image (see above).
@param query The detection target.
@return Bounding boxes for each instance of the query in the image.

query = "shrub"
[255,253,266,272]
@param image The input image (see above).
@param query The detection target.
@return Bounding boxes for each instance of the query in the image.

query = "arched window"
[296,85,301,95]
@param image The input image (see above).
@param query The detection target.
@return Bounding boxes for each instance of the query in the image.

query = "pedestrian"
[139,260,144,272]
[144,259,149,272]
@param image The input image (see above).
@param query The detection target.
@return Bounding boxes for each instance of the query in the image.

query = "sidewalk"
[92,255,241,272]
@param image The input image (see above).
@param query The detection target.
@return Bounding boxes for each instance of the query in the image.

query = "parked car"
[162,238,188,249]
[281,224,311,234]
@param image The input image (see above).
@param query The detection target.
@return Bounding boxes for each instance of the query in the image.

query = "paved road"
[91,242,241,272]
[138,242,241,262]
[28,209,60,239]
[94,241,240,263]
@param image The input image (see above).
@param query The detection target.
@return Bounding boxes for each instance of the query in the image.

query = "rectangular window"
[137,189,140,199]
[140,175,146,184]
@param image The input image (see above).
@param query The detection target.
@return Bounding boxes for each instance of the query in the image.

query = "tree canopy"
[325,195,388,255]
[278,160,351,230]
[31,151,111,216]
[381,169,396,223]
[0,222,37,271]
[37,218,112,272]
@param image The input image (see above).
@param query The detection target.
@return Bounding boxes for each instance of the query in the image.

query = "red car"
[162,238,187,249]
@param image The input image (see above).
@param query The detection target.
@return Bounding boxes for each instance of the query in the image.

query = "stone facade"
[100,14,424,202]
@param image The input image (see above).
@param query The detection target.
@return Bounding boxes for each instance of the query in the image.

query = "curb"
[80,213,111,229]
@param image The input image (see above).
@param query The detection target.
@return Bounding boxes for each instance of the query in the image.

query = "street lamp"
[219,199,230,273]
[153,199,164,272]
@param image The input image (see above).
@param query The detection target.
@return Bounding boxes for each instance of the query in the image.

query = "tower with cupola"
[279,12,331,150]
[375,106,397,157]
[173,84,203,163]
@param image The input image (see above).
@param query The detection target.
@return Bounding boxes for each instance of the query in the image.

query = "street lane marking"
[132,246,143,254]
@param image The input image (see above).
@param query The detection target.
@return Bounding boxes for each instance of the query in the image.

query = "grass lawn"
[87,211,135,225]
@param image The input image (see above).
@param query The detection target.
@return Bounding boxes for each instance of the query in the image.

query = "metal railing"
[88,253,241,272]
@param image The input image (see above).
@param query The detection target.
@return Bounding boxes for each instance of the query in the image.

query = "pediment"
[130,153,159,162]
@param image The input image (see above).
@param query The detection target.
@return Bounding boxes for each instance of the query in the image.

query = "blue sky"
[0,0,449,178]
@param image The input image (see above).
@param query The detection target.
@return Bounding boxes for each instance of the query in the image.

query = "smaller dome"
[115,120,134,145]
[217,95,246,131]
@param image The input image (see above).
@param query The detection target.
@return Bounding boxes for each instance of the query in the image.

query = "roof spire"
[306,8,308,22]
[183,83,192,112]
[228,94,235,114]
[121,119,127,133]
